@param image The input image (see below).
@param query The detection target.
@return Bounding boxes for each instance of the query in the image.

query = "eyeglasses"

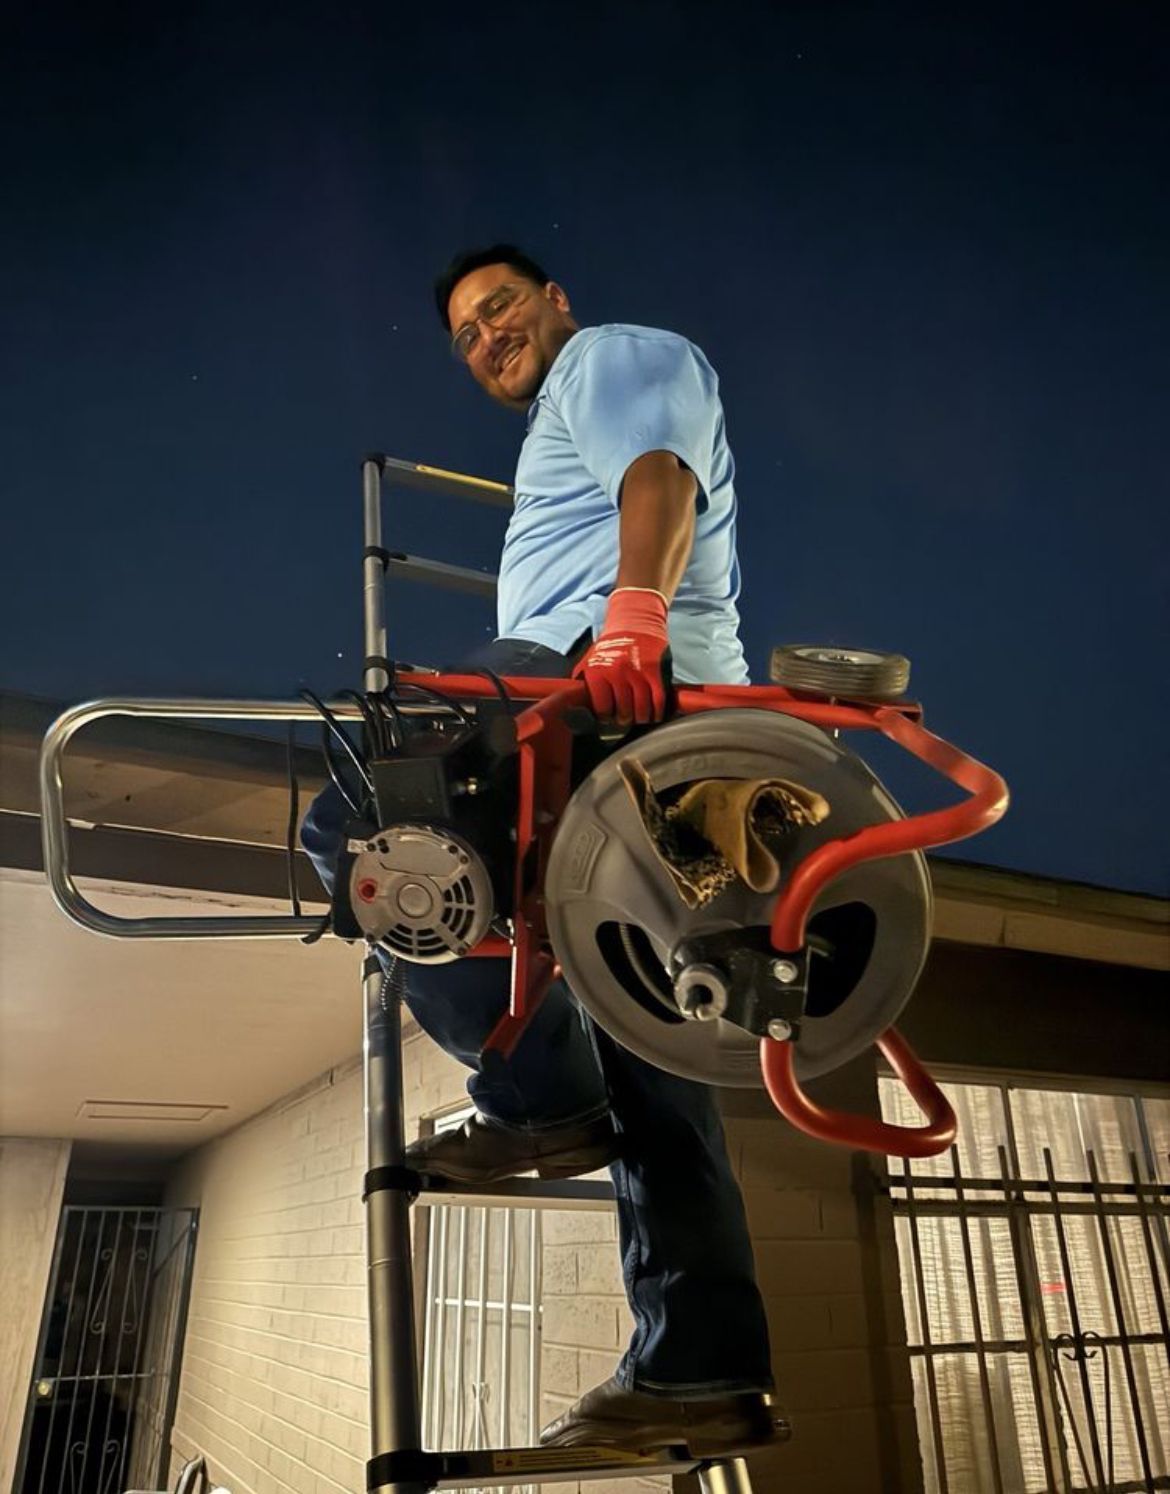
[450,283,529,362]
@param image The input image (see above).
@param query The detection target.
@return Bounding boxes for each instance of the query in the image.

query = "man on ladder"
[304,245,781,1456]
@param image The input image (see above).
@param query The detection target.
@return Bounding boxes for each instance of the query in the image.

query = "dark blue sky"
[3,3,1167,894]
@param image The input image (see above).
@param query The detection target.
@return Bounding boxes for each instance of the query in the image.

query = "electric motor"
[348,824,494,963]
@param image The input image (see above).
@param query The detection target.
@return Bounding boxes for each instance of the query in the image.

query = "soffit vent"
[78,1099,228,1123]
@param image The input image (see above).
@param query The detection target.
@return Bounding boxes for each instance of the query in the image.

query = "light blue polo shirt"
[496,324,749,685]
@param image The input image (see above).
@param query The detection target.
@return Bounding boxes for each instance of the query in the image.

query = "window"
[880,1078,1170,1493]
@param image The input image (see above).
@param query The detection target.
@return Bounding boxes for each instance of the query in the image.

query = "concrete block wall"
[532,1206,673,1494]
[0,1137,72,1494]
[718,1054,924,1494]
[166,1056,372,1494]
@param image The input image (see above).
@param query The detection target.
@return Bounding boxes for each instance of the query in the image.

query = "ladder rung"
[378,456,514,508]
[413,1176,616,1210]
[371,1443,701,1490]
[384,553,498,598]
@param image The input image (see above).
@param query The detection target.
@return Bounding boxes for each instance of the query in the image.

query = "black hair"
[433,244,553,331]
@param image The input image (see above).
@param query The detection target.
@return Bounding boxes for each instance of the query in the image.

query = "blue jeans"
[302,640,772,1395]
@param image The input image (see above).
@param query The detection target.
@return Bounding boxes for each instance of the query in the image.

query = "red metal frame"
[421,673,1009,1157]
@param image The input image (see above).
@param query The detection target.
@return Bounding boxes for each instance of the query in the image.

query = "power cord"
[298,687,374,812]
[285,722,302,918]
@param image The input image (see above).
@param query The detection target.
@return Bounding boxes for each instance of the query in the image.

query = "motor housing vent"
[349,825,494,963]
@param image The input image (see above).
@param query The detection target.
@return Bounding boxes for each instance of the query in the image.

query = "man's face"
[447,263,578,411]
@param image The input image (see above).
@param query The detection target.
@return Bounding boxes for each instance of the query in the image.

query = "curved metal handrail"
[769,703,1009,951]
[39,696,364,940]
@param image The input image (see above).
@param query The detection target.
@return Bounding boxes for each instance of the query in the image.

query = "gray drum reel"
[545,709,932,1086]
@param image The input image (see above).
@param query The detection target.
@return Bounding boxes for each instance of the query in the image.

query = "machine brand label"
[665,753,718,778]
[563,823,606,893]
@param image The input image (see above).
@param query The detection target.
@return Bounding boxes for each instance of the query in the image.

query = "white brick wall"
[0,1137,72,1494]
[718,1059,924,1494]
[166,1057,371,1494]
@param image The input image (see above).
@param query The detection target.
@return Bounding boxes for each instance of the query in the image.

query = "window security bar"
[884,1141,1170,1494]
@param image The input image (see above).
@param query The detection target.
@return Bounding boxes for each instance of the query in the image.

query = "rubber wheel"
[769,644,910,700]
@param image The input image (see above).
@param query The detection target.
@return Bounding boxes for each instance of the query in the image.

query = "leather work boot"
[539,1377,791,1455]
[407,1112,620,1184]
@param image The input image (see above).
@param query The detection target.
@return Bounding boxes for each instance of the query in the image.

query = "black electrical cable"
[357,690,388,755]
[284,720,333,941]
[348,686,406,755]
[298,687,369,816]
[285,722,302,917]
[335,687,390,757]
[301,913,331,945]
[321,729,363,816]
[469,667,511,704]
[373,690,406,750]
[391,679,475,731]
[299,688,375,793]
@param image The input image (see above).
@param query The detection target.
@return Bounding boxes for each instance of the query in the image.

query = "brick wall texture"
[0,1137,72,1494]
[166,1022,922,1494]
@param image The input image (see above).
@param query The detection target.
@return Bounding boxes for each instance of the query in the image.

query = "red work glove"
[573,587,672,724]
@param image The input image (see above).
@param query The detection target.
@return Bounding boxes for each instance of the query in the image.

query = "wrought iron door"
[15,1206,198,1494]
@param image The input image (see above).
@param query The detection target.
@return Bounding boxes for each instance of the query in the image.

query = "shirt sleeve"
[556,331,719,511]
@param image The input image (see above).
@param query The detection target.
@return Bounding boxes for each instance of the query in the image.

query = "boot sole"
[415,1145,619,1186]
[534,1148,619,1180]
[542,1417,788,1457]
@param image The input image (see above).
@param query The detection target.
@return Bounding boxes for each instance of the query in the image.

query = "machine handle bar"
[760,1027,957,1158]
[490,678,1008,950]
[769,704,1009,951]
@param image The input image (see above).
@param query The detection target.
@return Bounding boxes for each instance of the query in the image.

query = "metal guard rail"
[38,696,369,940]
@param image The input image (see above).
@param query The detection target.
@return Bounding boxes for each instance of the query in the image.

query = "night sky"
[3,3,1167,894]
